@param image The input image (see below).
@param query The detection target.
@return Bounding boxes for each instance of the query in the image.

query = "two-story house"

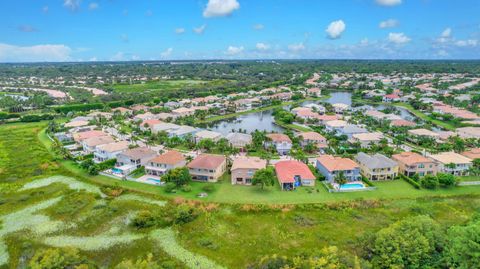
[187,154,227,182]
[392,152,438,177]
[265,133,292,155]
[316,155,361,182]
[355,152,398,180]
[230,157,267,185]
[429,152,472,176]
[145,150,186,177]
[275,160,316,190]
[115,147,157,175]
[94,141,130,163]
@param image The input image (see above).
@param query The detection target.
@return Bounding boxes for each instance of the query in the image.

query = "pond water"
[205,91,354,135]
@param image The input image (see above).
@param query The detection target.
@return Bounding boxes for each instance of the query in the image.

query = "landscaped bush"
[400,174,421,189]
[164,182,176,193]
[20,114,54,122]
[421,175,439,189]
[361,177,375,187]
[181,185,192,192]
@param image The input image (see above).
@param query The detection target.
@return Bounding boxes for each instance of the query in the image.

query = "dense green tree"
[367,215,444,269]
[162,167,191,187]
[252,167,276,190]
[444,219,480,269]
[421,174,439,189]
[437,173,456,187]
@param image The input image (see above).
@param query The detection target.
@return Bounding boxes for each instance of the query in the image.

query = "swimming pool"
[339,183,365,190]
[146,178,162,185]
[112,168,123,174]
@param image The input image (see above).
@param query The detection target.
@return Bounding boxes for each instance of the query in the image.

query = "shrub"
[181,185,192,192]
[437,173,456,187]
[421,175,439,189]
[400,174,421,189]
[174,204,198,224]
[361,177,374,187]
[197,237,219,250]
[132,210,157,229]
[164,182,176,193]
[29,248,96,269]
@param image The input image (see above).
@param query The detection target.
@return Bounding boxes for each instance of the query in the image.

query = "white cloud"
[326,20,346,39]
[379,19,399,29]
[193,24,207,34]
[160,48,174,58]
[175,28,185,34]
[288,43,305,52]
[89,57,97,62]
[375,0,402,6]
[131,55,140,61]
[437,27,452,43]
[388,32,411,44]
[256,43,270,51]
[120,34,129,43]
[63,0,82,11]
[253,24,264,30]
[110,52,124,61]
[455,39,478,47]
[0,43,72,62]
[225,46,244,55]
[203,0,240,18]
[436,50,449,57]
[88,2,99,10]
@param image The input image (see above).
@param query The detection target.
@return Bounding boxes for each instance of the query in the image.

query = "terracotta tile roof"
[461,148,480,160]
[266,133,292,143]
[83,135,115,147]
[149,150,185,165]
[316,155,359,172]
[298,132,326,141]
[73,130,107,142]
[231,157,267,170]
[316,114,339,122]
[391,119,416,127]
[187,154,226,170]
[141,119,163,127]
[120,147,157,159]
[275,160,315,183]
[97,141,130,152]
[392,152,433,166]
[430,152,472,165]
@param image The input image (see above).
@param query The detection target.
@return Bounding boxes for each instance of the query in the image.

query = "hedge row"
[400,174,421,189]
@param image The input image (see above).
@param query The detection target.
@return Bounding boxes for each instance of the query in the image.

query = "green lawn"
[394,103,457,131]
[110,79,225,93]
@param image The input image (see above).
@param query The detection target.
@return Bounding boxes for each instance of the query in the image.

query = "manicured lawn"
[394,103,457,131]
[110,79,224,93]
[456,175,480,182]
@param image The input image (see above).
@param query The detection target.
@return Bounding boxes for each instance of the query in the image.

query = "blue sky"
[0,0,479,62]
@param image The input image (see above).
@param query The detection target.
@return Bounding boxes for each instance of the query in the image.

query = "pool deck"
[136,175,163,186]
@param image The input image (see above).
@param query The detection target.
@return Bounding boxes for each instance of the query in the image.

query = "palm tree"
[334,171,348,190]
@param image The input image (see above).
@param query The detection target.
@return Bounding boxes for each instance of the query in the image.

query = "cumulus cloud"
[253,24,264,30]
[110,52,125,61]
[388,32,411,44]
[326,20,346,39]
[193,24,207,34]
[175,28,185,34]
[375,0,402,6]
[379,19,399,29]
[203,0,240,18]
[88,2,99,10]
[455,39,478,47]
[437,27,452,43]
[64,0,82,11]
[0,43,72,62]
[288,43,305,52]
[256,43,270,51]
[225,46,244,55]
[160,48,173,58]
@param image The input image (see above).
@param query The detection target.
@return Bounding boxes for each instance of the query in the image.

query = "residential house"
[456,127,480,139]
[230,157,267,185]
[116,147,157,175]
[187,154,227,182]
[297,132,328,150]
[72,130,107,143]
[265,133,292,155]
[275,160,316,190]
[172,107,195,117]
[151,123,180,134]
[392,152,438,177]
[306,87,322,97]
[168,125,198,139]
[140,119,163,131]
[94,141,130,163]
[82,135,115,153]
[408,128,440,140]
[65,120,89,128]
[429,152,472,176]
[226,132,252,149]
[382,94,400,102]
[332,103,350,114]
[195,130,223,143]
[390,119,416,127]
[350,132,384,148]
[325,120,347,133]
[461,148,480,160]
[355,152,398,180]
[316,155,361,182]
[145,150,186,176]
[337,124,368,138]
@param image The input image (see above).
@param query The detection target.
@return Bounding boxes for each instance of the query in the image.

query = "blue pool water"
[112,168,122,174]
[147,178,161,184]
[340,183,365,189]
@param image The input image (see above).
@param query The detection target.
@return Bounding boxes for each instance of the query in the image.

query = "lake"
[205,91,352,135]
